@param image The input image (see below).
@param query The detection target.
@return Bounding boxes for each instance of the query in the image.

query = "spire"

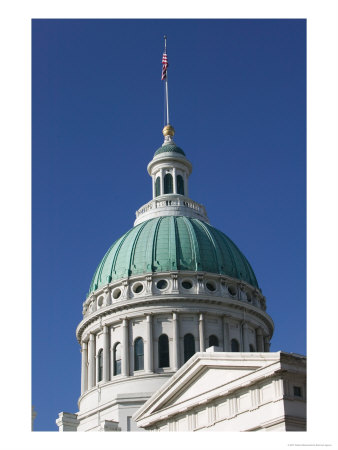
[161,35,175,145]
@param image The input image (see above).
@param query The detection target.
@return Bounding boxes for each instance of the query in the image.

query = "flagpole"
[164,35,170,125]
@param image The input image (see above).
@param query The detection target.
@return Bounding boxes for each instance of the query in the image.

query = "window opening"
[158,334,170,368]
[134,337,144,371]
[184,333,195,363]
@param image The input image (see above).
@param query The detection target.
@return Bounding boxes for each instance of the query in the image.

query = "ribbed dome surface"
[89,216,259,294]
[154,144,186,157]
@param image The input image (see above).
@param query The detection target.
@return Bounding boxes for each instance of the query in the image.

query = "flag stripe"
[161,51,168,80]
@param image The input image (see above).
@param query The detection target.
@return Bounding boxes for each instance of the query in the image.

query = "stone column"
[88,333,95,389]
[239,321,244,352]
[172,312,179,370]
[184,172,188,197]
[199,313,205,352]
[173,167,177,194]
[256,328,264,352]
[160,169,164,196]
[145,314,153,373]
[122,319,129,376]
[223,316,230,351]
[152,175,155,198]
[103,325,110,382]
[264,336,271,352]
[242,322,249,352]
[81,341,88,394]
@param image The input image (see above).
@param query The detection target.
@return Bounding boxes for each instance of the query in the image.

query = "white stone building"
[56,123,306,432]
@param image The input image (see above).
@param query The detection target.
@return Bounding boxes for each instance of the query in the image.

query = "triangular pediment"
[134,352,275,424]
[165,365,256,407]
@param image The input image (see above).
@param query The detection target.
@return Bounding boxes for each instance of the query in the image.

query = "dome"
[154,143,186,157]
[88,216,259,295]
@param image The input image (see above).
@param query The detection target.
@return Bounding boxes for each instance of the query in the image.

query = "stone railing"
[134,195,209,225]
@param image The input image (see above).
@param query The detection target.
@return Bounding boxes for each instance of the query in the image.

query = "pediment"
[137,356,267,420]
[167,366,255,407]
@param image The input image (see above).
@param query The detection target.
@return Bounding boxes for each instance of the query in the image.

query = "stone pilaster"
[103,325,110,382]
[145,275,153,295]
[88,333,95,389]
[81,340,88,394]
[145,314,153,373]
[197,274,205,294]
[199,313,205,352]
[122,319,129,376]
[171,273,179,294]
[264,336,271,352]
[104,287,111,306]
[239,321,244,351]
[242,322,249,352]
[122,280,130,300]
[256,328,264,352]
[223,316,230,351]
[172,312,179,370]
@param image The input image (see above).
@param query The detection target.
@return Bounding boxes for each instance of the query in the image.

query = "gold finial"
[162,124,175,137]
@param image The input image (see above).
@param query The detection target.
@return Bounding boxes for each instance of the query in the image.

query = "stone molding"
[56,412,79,431]
[98,420,121,431]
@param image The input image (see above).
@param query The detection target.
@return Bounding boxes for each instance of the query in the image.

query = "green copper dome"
[88,216,259,295]
[154,144,186,157]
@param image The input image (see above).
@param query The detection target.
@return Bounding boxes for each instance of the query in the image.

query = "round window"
[133,283,143,294]
[182,280,193,290]
[228,285,237,296]
[113,288,121,299]
[156,279,168,290]
[97,296,104,307]
[206,281,216,292]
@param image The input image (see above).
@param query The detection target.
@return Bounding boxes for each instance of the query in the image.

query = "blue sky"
[32,19,306,431]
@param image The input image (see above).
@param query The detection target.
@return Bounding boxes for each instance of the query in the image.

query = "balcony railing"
[135,195,209,223]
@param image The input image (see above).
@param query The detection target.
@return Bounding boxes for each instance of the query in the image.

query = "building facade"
[133,350,306,431]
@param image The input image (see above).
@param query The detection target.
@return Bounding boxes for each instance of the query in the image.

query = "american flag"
[161,51,168,80]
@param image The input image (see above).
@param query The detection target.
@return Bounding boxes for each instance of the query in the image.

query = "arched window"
[158,334,169,368]
[113,342,121,376]
[249,344,255,352]
[134,337,144,371]
[208,335,219,347]
[231,339,239,352]
[184,333,195,363]
[98,349,103,382]
[177,174,184,195]
[155,177,161,197]
[164,173,173,194]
